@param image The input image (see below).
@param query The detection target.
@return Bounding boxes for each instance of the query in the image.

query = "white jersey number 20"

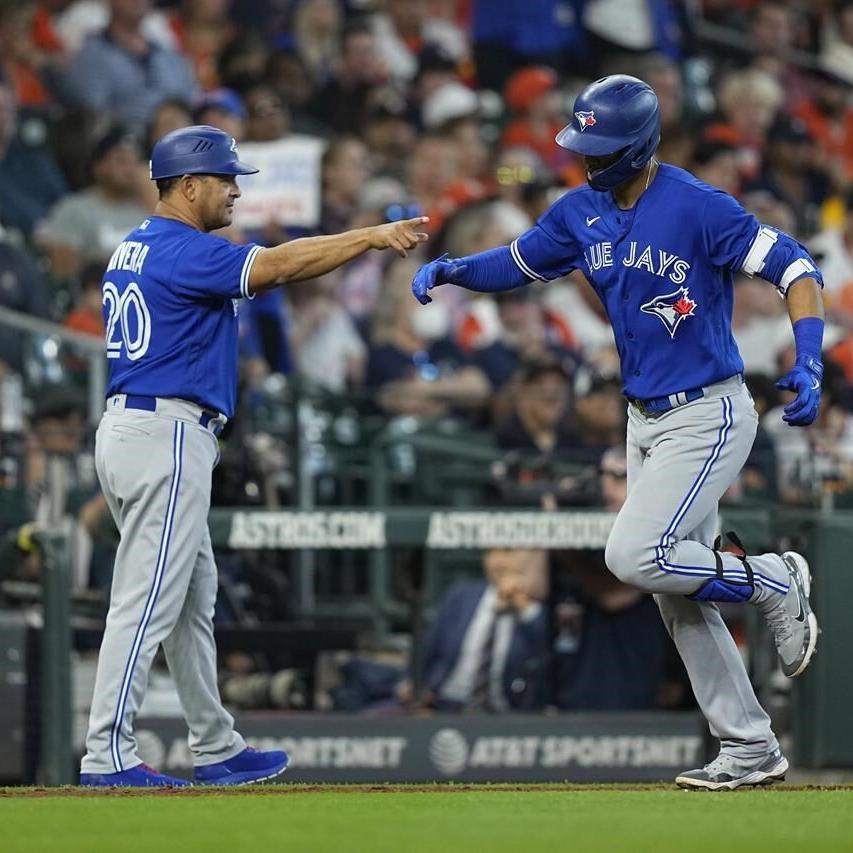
[103,281,152,361]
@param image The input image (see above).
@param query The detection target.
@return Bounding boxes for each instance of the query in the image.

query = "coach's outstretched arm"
[249,217,429,293]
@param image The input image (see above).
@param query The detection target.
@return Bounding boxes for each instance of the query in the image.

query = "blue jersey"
[510,164,821,399]
[102,216,261,418]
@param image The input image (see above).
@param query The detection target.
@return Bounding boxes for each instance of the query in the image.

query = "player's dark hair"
[156,176,182,197]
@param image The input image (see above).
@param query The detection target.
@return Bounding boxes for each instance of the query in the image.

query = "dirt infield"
[3,782,853,798]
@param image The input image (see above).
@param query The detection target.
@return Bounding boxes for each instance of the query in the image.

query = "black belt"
[124,394,224,436]
[629,386,705,417]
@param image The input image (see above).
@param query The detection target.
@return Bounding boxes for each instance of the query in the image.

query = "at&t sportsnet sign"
[136,714,703,783]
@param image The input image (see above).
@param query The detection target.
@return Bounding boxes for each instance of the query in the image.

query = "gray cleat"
[676,750,788,791]
[759,552,819,678]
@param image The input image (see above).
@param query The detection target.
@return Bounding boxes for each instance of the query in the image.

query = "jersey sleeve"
[702,189,823,294]
[700,189,761,271]
[510,196,583,282]
[170,233,262,301]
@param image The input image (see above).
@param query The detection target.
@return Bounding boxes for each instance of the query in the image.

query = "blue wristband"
[792,317,824,363]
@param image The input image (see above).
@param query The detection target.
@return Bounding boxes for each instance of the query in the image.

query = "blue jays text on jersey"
[103,216,261,418]
[508,164,822,400]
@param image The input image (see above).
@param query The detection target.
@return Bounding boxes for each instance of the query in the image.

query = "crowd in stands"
[2,0,853,714]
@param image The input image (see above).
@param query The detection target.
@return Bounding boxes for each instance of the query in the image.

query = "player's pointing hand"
[370,216,430,258]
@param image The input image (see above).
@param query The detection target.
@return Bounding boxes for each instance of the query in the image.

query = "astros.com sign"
[136,714,704,783]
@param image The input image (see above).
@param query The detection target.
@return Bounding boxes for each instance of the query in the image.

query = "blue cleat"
[194,747,289,786]
[80,763,191,788]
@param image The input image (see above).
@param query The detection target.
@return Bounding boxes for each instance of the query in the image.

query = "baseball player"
[412,76,824,791]
[80,125,428,787]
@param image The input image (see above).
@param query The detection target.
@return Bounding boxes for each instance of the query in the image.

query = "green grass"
[2,786,853,853]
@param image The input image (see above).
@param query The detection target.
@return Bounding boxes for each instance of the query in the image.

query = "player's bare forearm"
[786,277,824,324]
[248,217,429,293]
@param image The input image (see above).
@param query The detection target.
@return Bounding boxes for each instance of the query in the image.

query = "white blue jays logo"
[640,286,697,339]
[575,110,597,131]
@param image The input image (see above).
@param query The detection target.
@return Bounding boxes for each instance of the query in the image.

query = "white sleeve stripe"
[240,245,262,299]
[510,239,547,282]
[779,258,816,293]
[741,226,778,277]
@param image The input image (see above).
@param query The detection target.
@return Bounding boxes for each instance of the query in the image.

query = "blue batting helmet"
[556,75,660,192]
[149,125,258,180]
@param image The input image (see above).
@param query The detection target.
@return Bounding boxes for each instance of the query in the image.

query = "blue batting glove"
[411,253,468,305]
[775,355,823,426]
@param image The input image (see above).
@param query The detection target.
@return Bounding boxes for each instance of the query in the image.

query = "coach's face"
[191,174,241,230]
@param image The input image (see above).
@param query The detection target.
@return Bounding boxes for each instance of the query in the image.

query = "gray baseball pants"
[605,376,789,760]
[81,397,246,774]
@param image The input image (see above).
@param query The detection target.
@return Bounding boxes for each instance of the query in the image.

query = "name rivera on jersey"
[584,240,690,284]
[106,240,150,275]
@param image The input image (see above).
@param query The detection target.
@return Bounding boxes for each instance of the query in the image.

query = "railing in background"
[0,305,106,426]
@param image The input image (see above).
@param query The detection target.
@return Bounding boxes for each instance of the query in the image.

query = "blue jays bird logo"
[640,287,697,339]
[575,110,597,131]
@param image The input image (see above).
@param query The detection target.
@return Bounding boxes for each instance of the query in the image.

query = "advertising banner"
[136,713,704,783]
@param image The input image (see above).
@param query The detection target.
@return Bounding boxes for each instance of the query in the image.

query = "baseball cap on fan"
[422,81,479,130]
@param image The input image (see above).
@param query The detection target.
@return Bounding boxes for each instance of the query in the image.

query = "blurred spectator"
[0,222,51,371]
[819,0,853,87]
[411,42,461,115]
[439,113,490,189]
[0,79,67,238]
[549,441,672,711]
[493,355,580,456]
[62,0,196,129]
[243,84,289,142]
[493,146,549,208]
[792,66,853,186]
[466,288,577,390]
[36,126,149,279]
[288,273,366,394]
[264,48,320,134]
[405,132,460,228]
[569,376,626,464]
[217,30,270,93]
[421,79,478,131]
[747,1,810,108]
[309,20,387,134]
[702,67,783,182]
[744,114,833,238]
[146,97,192,152]
[239,289,293,387]
[471,0,587,90]
[691,139,740,195]
[731,276,791,376]
[362,90,416,179]
[809,188,853,383]
[193,87,246,140]
[421,547,549,712]
[741,372,779,501]
[291,0,342,88]
[22,385,107,590]
[168,0,235,91]
[63,262,105,339]
[320,135,372,235]
[584,0,685,63]
[0,0,61,109]
[365,258,489,418]
[371,0,468,84]
[500,66,573,174]
[50,0,177,55]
